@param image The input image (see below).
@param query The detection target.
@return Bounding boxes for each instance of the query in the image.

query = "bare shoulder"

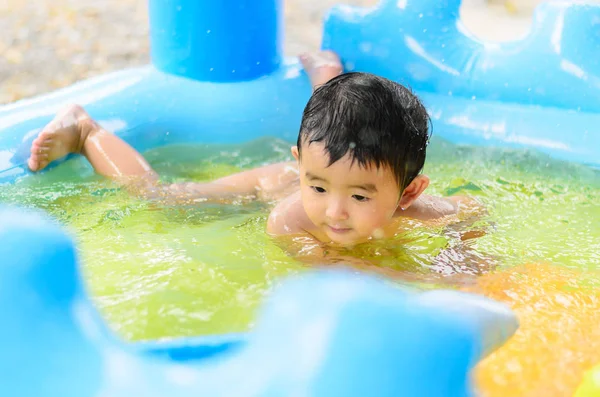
[266,191,314,236]
[400,194,484,221]
[447,195,486,217]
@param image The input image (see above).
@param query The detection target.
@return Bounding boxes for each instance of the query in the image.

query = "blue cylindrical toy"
[149,0,282,82]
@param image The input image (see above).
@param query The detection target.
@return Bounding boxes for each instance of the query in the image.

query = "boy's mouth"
[327,225,353,234]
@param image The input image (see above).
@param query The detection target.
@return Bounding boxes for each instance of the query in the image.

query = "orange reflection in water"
[465,263,600,397]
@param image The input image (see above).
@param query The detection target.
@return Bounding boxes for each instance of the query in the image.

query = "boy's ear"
[399,175,429,209]
[291,146,299,161]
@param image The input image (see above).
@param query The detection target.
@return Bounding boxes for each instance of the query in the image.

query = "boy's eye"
[311,186,326,193]
[352,194,370,202]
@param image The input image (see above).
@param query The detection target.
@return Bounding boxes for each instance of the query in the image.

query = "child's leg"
[28,108,297,203]
[28,104,157,180]
[28,51,344,203]
[28,103,171,202]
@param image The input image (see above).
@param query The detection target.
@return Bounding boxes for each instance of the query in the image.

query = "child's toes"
[28,142,47,171]
[27,157,38,171]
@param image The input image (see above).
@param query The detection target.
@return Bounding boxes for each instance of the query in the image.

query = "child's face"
[293,143,403,246]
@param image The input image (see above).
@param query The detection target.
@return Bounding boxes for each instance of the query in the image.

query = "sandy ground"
[0,0,546,104]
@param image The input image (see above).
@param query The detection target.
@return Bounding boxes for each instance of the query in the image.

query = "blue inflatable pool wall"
[324,0,600,168]
[0,206,518,397]
[5,0,600,395]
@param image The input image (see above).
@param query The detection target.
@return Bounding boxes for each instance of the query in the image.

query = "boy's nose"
[326,199,348,221]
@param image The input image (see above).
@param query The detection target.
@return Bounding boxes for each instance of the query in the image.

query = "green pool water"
[1,136,598,341]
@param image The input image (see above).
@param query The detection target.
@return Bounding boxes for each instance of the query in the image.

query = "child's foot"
[28,104,95,172]
[300,50,344,89]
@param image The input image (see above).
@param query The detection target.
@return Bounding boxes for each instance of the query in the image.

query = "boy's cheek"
[360,214,387,232]
[300,194,321,220]
[305,202,321,218]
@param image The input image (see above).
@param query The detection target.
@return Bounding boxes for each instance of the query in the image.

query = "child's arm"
[269,231,416,280]
[270,232,465,284]
[271,225,492,286]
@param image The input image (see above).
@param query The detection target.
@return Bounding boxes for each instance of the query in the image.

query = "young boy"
[28,51,480,274]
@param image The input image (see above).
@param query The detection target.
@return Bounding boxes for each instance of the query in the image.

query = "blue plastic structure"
[0,205,518,397]
[149,0,282,82]
[7,0,600,394]
[322,0,600,167]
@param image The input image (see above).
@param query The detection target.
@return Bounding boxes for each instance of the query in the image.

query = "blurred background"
[0,0,547,104]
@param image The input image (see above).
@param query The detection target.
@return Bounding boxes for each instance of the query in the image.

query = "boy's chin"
[326,232,367,247]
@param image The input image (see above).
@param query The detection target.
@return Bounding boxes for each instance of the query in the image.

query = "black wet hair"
[297,72,431,191]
